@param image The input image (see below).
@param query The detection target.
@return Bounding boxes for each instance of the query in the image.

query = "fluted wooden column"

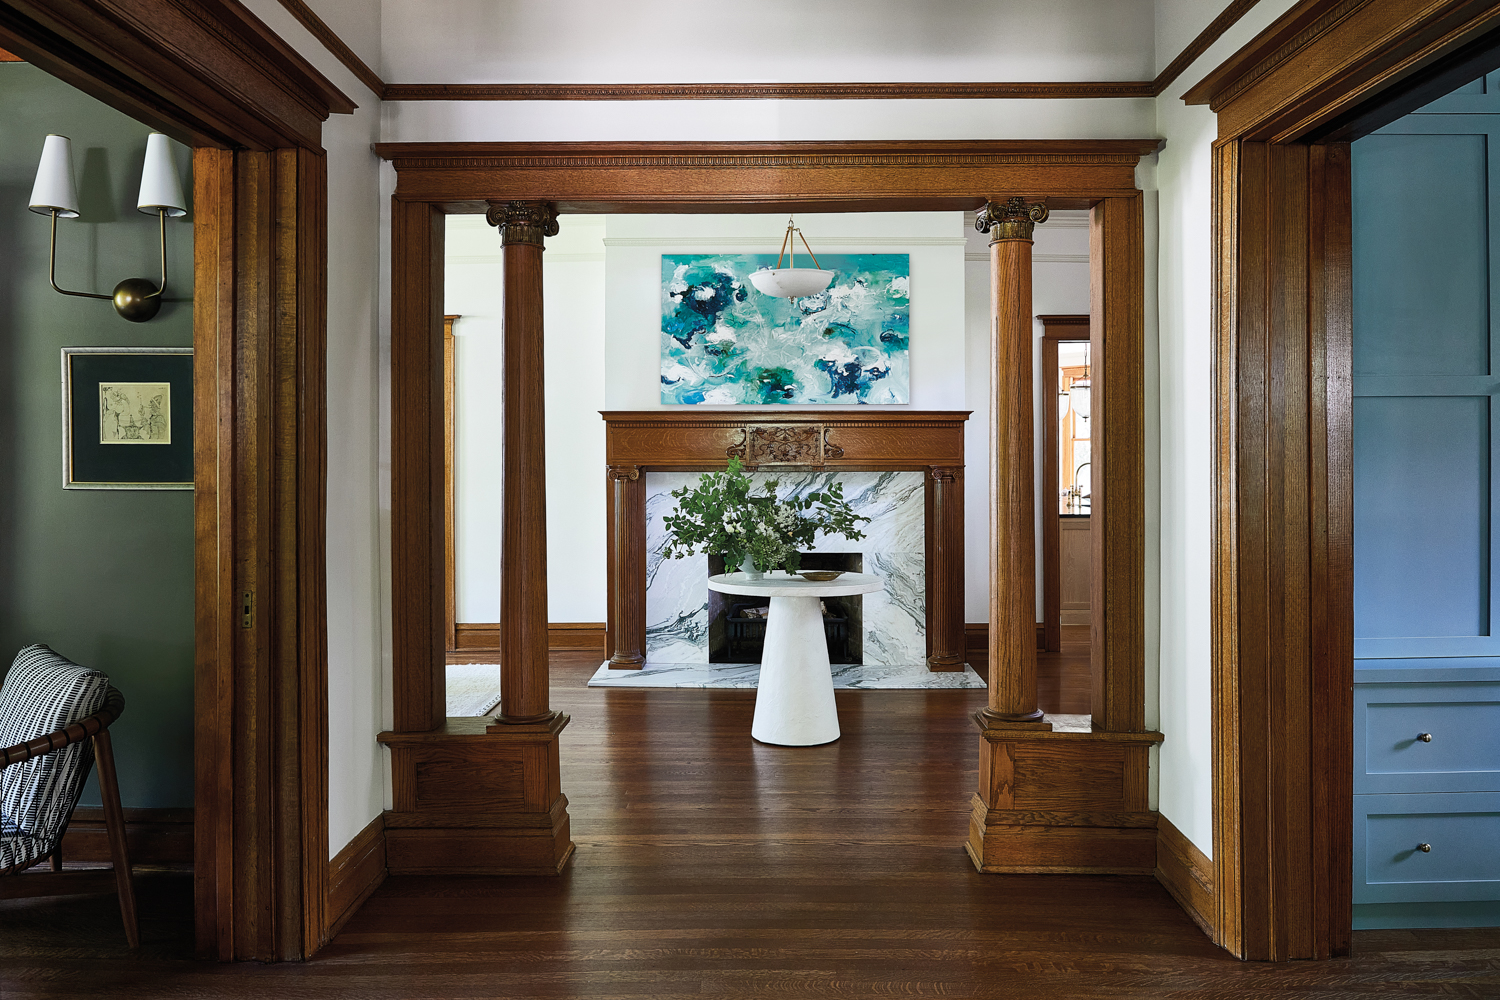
[607,465,646,668]
[977,197,1050,729]
[926,466,965,671]
[488,200,559,724]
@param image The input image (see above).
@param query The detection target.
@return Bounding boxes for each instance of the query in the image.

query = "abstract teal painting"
[660,254,910,405]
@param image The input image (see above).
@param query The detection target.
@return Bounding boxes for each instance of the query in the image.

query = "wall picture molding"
[61,346,192,489]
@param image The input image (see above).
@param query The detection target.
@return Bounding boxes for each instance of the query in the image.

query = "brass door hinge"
[241,589,254,628]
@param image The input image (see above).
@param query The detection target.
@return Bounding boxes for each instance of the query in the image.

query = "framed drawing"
[61,347,193,490]
[661,253,910,405]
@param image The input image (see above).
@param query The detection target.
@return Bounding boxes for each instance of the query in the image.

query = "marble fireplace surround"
[602,410,968,671]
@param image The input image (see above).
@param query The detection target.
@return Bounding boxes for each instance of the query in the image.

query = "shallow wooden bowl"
[798,570,844,582]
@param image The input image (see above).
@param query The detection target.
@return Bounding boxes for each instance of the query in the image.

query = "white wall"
[445,214,608,625]
[380,0,1154,85]
[236,0,388,860]
[962,214,1093,623]
[1151,0,1303,859]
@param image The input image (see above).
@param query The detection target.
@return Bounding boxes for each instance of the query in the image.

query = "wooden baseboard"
[449,622,606,663]
[964,623,1046,660]
[62,806,193,864]
[326,813,386,941]
[1155,814,1215,941]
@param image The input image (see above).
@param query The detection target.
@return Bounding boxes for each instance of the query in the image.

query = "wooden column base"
[378,715,574,875]
[966,723,1163,874]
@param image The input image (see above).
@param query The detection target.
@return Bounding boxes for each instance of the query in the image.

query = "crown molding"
[603,235,967,248]
[265,0,1265,106]
[274,0,382,97]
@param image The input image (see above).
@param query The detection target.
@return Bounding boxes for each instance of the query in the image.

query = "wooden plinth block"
[378,715,574,875]
[966,726,1163,874]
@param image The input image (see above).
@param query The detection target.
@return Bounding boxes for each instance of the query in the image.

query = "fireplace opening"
[707,553,864,664]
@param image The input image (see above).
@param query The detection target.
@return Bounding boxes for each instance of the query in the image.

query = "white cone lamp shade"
[749,267,835,298]
[29,134,80,218]
[137,133,186,217]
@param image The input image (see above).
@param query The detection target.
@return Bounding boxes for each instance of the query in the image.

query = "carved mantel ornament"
[975,196,1049,243]
[486,200,560,247]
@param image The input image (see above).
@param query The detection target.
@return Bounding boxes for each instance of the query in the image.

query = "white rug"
[587,660,986,690]
[446,662,502,717]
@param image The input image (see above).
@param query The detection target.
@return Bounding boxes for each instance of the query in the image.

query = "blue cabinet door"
[1354,116,1500,662]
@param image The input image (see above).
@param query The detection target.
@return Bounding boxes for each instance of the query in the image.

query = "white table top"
[707,571,885,598]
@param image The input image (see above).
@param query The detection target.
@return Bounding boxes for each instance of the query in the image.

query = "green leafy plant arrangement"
[660,458,869,575]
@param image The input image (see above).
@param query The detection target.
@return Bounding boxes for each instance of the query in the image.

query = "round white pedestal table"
[706,572,885,746]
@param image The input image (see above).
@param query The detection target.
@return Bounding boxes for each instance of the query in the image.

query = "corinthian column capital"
[486,200,560,247]
[975,197,1049,243]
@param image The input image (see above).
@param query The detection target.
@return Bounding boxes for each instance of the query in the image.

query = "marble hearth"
[645,470,926,666]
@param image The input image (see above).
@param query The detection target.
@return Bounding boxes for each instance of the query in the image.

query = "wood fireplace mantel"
[601,410,969,672]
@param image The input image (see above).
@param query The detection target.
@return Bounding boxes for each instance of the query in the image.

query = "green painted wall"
[0,63,194,808]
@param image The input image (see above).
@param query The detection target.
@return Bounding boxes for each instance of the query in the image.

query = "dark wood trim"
[391,200,446,734]
[1152,0,1265,96]
[448,623,605,663]
[965,623,1046,662]
[382,81,1157,102]
[271,0,383,96]
[549,623,606,651]
[374,140,1162,214]
[1089,197,1147,734]
[1039,315,1091,653]
[1156,815,1215,940]
[0,45,21,60]
[1184,0,1500,142]
[0,0,354,151]
[1212,137,1354,963]
[62,807,193,865]
[326,813,385,943]
[193,145,329,962]
[443,315,458,654]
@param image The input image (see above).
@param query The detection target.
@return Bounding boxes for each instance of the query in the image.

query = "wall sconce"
[29,132,187,323]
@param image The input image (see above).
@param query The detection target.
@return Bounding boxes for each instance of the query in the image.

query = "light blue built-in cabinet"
[1352,71,1500,929]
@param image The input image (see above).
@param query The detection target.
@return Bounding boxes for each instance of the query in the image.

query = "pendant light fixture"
[748,215,836,298]
[30,131,187,322]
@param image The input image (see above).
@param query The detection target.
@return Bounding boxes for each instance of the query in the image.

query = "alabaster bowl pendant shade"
[137,133,186,217]
[750,215,835,298]
[28,134,80,218]
[749,267,835,298]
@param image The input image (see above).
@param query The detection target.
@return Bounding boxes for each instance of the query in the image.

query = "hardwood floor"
[1038,622,1092,715]
[2,649,1497,997]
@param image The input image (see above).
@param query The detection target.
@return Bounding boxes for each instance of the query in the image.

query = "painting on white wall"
[660,253,910,405]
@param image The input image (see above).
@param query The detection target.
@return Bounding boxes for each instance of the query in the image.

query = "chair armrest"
[0,686,125,770]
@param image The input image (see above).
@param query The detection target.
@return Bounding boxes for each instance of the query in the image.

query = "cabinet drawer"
[1355,681,1500,793]
[1355,792,1500,903]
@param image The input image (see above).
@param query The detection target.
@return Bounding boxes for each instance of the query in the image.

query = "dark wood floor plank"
[2,648,1498,997]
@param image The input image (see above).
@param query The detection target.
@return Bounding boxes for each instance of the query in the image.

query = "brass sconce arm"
[47,209,111,301]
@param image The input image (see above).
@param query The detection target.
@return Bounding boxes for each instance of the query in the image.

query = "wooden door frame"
[1184,0,1500,961]
[0,0,352,961]
[1038,314,1090,652]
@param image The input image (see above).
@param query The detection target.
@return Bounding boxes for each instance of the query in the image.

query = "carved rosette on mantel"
[602,411,969,673]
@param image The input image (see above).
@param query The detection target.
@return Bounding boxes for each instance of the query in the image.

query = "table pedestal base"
[752,595,841,746]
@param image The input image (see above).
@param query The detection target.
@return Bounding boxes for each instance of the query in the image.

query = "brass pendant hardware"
[1417,732,1433,742]
[1417,843,1432,853]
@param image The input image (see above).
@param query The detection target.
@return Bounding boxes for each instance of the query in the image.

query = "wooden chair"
[0,645,136,949]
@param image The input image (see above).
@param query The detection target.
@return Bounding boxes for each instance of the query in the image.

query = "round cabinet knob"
[1417,733,1433,743]
[1418,843,1432,853]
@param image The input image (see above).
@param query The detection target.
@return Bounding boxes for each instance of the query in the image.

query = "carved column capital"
[486,200,560,247]
[928,465,960,484]
[607,465,641,482]
[975,197,1049,244]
